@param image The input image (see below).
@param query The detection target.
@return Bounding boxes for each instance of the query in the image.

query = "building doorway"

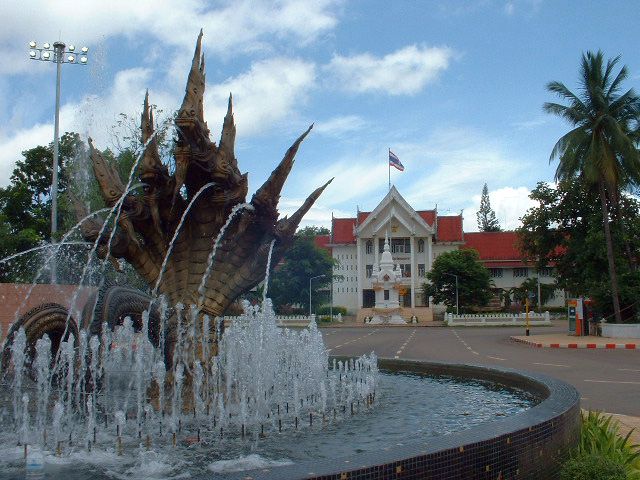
[362,289,375,308]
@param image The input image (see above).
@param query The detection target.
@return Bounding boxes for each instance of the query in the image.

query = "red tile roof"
[331,217,357,244]
[462,231,539,267]
[436,216,463,242]
[314,235,331,253]
[463,231,522,260]
[357,211,370,224]
[417,210,436,226]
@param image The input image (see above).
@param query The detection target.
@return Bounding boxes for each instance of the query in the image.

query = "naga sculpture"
[68,30,330,356]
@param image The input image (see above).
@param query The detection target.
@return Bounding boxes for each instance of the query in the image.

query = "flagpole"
[388,148,391,190]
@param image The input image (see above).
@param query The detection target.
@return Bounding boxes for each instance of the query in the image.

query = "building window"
[399,264,411,277]
[366,265,373,278]
[513,268,528,278]
[489,268,503,278]
[418,264,425,277]
[366,240,373,254]
[418,239,424,253]
[539,267,553,277]
[384,290,390,300]
[392,238,411,253]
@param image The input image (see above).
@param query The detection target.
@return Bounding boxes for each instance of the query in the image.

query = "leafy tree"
[476,183,501,231]
[518,179,640,321]
[509,277,556,309]
[268,229,334,313]
[544,51,640,322]
[422,249,492,311]
[0,132,82,281]
[296,225,330,238]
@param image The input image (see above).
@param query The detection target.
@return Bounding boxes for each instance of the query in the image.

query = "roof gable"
[357,186,434,236]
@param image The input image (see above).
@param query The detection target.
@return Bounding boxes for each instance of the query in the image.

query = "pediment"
[356,186,434,237]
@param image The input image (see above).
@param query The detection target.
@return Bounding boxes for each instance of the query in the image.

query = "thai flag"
[389,150,404,171]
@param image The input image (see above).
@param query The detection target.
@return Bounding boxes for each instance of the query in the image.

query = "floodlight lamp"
[29,41,37,48]
[42,51,50,59]
[80,56,88,64]
[67,55,75,62]
[29,50,36,58]
[81,46,88,53]
[43,42,51,49]
[68,45,75,51]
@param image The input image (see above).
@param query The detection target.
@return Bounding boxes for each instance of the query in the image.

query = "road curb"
[510,336,638,349]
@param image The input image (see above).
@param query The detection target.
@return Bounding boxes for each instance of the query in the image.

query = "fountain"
[0,31,580,479]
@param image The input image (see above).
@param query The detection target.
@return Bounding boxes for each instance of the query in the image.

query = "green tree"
[268,229,334,313]
[422,249,492,312]
[476,183,501,232]
[518,179,640,321]
[509,277,556,309]
[0,132,82,281]
[544,51,640,323]
[296,225,330,238]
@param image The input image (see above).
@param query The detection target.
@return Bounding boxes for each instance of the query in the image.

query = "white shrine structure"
[369,235,406,324]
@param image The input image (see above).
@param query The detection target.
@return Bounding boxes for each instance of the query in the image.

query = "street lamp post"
[29,40,89,283]
[444,272,459,315]
[309,274,326,317]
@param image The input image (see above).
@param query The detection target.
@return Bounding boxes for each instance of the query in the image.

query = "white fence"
[445,311,551,326]
[223,313,342,326]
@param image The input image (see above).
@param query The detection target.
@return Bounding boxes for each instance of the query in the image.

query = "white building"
[323,187,563,320]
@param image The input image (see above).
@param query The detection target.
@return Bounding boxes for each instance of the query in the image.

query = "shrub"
[559,453,627,480]
[560,411,640,479]
[316,305,347,316]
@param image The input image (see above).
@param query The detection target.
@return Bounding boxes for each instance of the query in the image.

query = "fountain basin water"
[0,358,579,480]
[213,358,580,480]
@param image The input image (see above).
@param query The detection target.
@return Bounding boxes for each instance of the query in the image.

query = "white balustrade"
[444,311,551,326]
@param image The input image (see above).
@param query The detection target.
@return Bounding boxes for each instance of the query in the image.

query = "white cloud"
[278,198,351,229]
[314,115,367,137]
[325,45,454,95]
[464,186,536,232]
[0,123,53,187]
[0,0,341,75]
[0,54,317,185]
[206,58,316,138]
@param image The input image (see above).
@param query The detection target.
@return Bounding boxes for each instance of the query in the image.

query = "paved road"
[321,324,640,416]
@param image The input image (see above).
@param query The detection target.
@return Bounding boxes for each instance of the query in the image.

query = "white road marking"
[584,380,640,385]
[533,362,570,368]
[393,328,417,359]
[487,356,506,361]
[618,369,640,372]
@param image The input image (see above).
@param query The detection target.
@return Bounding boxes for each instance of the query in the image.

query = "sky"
[0,0,639,233]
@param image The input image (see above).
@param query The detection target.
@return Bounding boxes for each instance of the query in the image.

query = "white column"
[356,237,363,309]
[374,235,379,267]
[410,235,416,308]
[427,235,433,271]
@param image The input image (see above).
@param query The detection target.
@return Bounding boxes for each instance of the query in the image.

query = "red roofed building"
[463,232,564,306]
[325,187,563,316]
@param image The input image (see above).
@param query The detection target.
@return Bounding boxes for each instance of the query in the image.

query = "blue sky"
[1,0,639,232]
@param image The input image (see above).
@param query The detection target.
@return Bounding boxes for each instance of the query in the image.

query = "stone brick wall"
[0,283,94,337]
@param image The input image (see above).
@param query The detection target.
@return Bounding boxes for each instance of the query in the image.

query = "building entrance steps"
[355,306,436,325]
[512,333,638,349]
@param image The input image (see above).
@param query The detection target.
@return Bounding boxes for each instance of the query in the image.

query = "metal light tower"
[29,40,88,283]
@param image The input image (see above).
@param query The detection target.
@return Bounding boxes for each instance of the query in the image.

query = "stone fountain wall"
[0,283,94,333]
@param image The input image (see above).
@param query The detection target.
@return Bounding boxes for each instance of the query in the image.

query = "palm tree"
[544,51,640,323]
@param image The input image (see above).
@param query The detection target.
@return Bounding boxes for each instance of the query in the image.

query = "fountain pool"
[0,365,540,479]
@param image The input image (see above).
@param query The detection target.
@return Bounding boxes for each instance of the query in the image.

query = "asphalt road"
[321,323,640,416]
